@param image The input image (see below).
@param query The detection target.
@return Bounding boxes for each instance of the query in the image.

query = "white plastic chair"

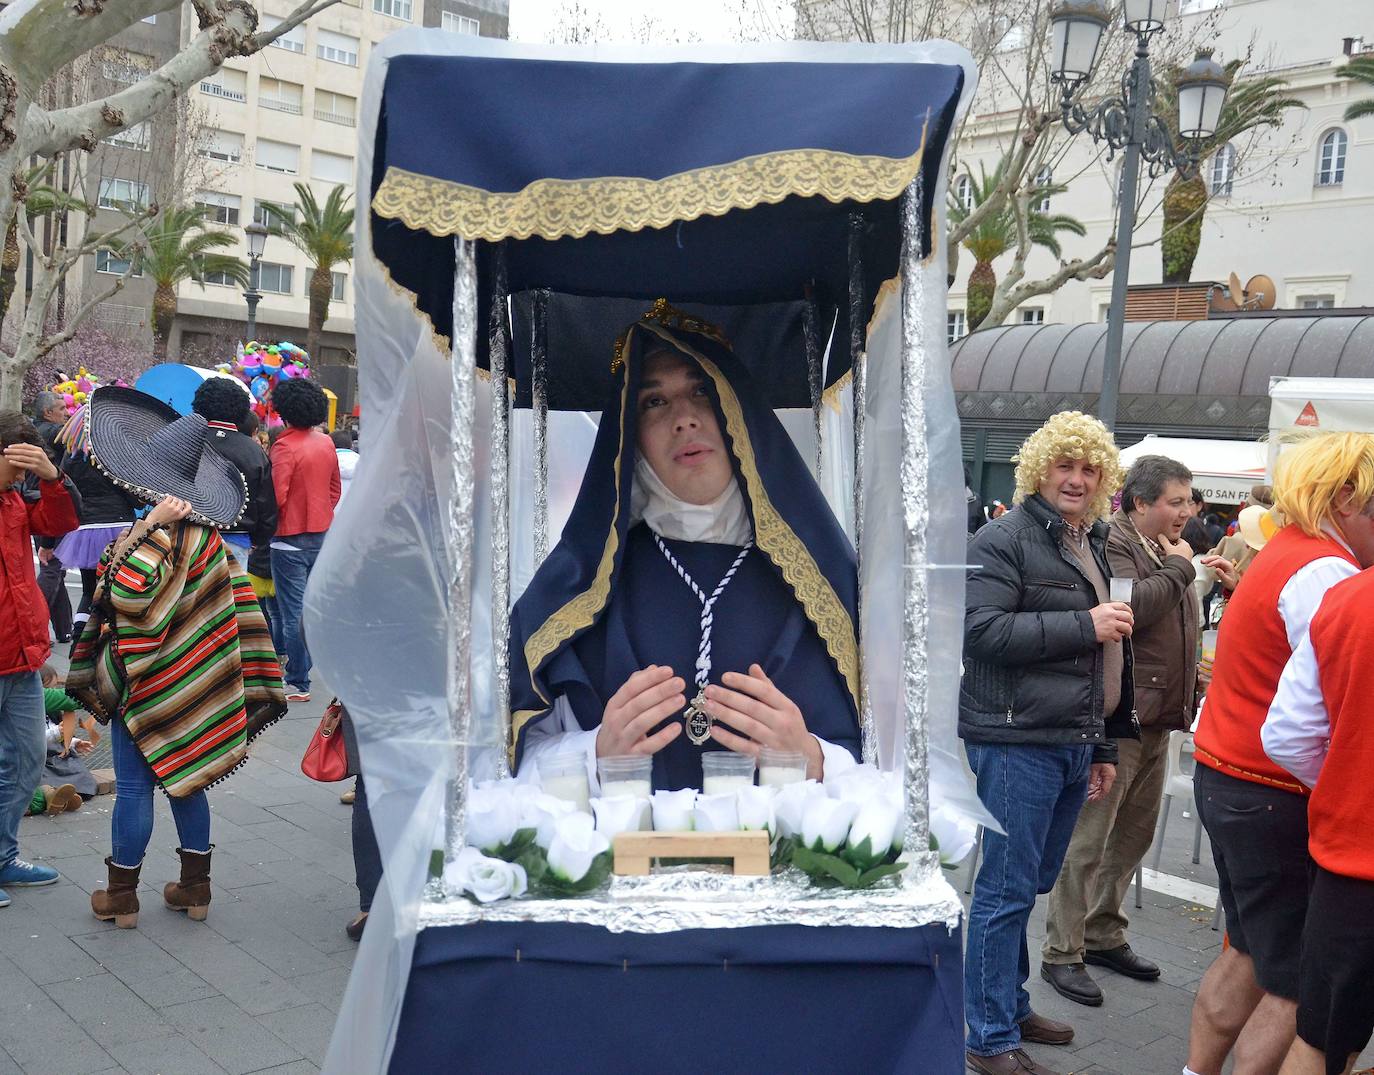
[1151,730,1203,872]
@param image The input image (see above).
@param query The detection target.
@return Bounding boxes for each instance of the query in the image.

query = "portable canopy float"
[1118,435,1267,505]
[303,34,977,1072]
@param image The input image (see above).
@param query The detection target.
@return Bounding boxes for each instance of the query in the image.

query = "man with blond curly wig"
[961,410,1139,1075]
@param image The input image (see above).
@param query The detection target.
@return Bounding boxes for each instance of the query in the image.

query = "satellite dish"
[1245,274,1277,311]
[1228,272,1244,302]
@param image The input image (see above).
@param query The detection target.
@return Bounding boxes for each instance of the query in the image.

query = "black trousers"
[36,555,72,640]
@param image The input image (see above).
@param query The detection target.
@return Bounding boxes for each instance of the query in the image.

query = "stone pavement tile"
[107,1033,229,1075]
[204,835,297,866]
[206,906,351,980]
[160,997,302,1075]
[262,857,361,911]
[217,887,358,957]
[234,818,314,844]
[153,931,308,1018]
[70,927,220,1010]
[0,1045,23,1075]
[284,965,353,1014]
[1061,1032,1191,1075]
[10,826,102,860]
[41,970,171,1049]
[203,848,276,891]
[245,1061,319,1075]
[0,911,106,986]
[206,794,280,828]
[255,1003,335,1066]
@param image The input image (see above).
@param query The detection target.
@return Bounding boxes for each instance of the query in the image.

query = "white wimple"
[651,530,753,690]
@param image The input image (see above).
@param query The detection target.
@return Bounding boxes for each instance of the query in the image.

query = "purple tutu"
[55,524,128,569]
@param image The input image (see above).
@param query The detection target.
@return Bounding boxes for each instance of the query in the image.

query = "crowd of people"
[961,412,1374,1075]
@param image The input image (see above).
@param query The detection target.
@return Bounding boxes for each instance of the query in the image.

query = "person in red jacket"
[0,413,80,908]
[268,379,340,703]
[1186,432,1374,1075]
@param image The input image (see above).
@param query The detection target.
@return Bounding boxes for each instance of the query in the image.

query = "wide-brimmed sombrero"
[87,385,247,529]
[1238,504,1280,552]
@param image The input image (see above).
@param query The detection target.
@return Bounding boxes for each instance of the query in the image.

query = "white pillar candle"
[599,780,652,830]
[702,774,754,796]
[541,773,590,813]
[759,766,805,787]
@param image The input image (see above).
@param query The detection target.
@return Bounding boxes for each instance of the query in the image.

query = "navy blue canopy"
[369,48,966,386]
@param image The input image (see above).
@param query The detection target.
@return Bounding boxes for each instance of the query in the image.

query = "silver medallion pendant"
[684,689,713,746]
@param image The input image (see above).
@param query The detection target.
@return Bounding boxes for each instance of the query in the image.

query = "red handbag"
[301,700,348,782]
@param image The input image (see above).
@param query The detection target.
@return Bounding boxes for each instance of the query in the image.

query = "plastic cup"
[1109,577,1134,603]
[1201,629,1219,659]
[758,747,807,787]
[538,751,590,812]
[701,751,756,795]
[597,755,652,830]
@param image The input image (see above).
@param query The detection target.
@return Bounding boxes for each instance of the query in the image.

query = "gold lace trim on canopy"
[372,140,926,243]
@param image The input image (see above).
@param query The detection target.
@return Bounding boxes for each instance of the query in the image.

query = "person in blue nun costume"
[508,301,863,792]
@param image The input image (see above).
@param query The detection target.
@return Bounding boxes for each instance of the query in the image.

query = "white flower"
[694,793,739,832]
[445,846,527,903]
[846,794,902,864]
[735,785,776,833]
[826,763,895,804]
[546,811,611,884]
[650,789,697,832]
[466,784,521,853]
[930,800,980,867]
[801,796,858,853]
[591,795,647,839]
[773,780,827,839]
[513,791,576,850]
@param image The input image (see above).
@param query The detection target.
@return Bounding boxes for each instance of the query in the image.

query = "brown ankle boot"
[91,858,142,928]
[164,847,212,921]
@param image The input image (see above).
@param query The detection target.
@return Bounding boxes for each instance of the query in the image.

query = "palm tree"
[265,182,353,363]
[1338,55,1374,122]
[1159,56,1305,284]
[948,159,1087,330]
[120,206,248,360]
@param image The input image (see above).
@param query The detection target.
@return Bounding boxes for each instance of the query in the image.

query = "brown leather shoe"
[164,847,212,921]
[1018,1011,1074,1045]
[91,857,141,928]
[966,1048,1062,1074]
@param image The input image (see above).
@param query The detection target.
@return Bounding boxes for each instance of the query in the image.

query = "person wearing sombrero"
[67,387,286,929]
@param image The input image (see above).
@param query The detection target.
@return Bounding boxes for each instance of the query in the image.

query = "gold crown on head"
[611,298,732,372]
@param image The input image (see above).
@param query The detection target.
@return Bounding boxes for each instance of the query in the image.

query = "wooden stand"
[612,830,771,876]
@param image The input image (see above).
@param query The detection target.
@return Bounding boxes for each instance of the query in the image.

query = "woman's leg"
[166,792,211,854]
[352,776,382,913]
[76,568,98,618]
[109,720,155,865]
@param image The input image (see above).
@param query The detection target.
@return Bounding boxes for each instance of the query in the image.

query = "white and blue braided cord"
[651,530,753,690]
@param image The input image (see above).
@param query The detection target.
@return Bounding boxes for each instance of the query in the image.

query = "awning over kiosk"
[1117,435,1267,504]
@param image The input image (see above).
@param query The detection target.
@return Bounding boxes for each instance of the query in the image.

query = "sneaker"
[286,690,311,703]
[0,888,10,908]
[0,859,59,887]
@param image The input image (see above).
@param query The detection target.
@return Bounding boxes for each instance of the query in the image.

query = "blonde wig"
[1012,410,1123,523]
[1272,431,1374,538]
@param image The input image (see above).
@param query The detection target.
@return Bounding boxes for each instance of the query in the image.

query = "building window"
[992,14,1027,51]
[257,262,294,295]
[201,268,238,287]
[1298,294,1336,309]
[1318,129,1347,186]
[1020,308,1045,325]
[373,0,412,19]
[312,150,352,185]
[954,174,974,212]
[947,310,967,343]
[105,121,151,151]
[1033,166,1053,212]
[1211,143,1236,196]
[196,191,241,226]
[97,177,149,210]
[200,68,247,102]
[262,15,306,54]
[442,11,480,33]
[95,249,141,277]
[315,90,357,127]
[253,200,295,228]
[1180,0,1223,11]
[317,29,359,66]
[201,129,244,163]
[255,139,300,175]
[332,271,348,301]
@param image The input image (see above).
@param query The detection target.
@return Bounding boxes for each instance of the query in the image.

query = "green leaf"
[792,845,862,888]
[512,845,548,886]
[770,835,797,871]
[537,850,613,896]
[855,863,907,889]
[428,848,444,880]
[493,828,538,861]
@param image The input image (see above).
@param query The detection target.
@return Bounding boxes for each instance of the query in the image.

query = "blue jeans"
[0,671,45,870]
[964,742,1094,1056]
[353,776,382,913]
[271,532,326,692]
[110,716,210,865]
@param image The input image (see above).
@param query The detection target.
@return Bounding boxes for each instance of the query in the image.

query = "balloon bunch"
[49,368,103,415]
[228,341,311,427]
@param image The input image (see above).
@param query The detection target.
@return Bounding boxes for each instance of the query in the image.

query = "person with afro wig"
[191,377,277,572]
[267,379,339,702]
[960,411,1139,1075]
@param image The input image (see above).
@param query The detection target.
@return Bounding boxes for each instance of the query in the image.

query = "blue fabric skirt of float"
[388,920,964,1073]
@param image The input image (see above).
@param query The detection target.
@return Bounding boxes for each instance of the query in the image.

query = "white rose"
[466,784,521,853]
[650,789,697,832]
[445,846,527,903]
[845,794,902,864]
[516,791,576,850]
[826,763,892,804]
[546,811,611,884]
[694,793,739,833]
[801,796,859,853]
[773,780,827,839]
[735,785,776,833]
[591,795,648,839]
[930,800,979,867]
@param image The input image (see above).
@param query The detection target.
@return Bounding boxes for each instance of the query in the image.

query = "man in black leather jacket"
[191,377,277,566]
[962,411,1139,1075]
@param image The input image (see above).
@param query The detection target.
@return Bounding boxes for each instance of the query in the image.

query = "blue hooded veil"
[508,305,862,788]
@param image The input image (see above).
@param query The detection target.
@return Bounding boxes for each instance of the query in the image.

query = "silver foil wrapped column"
[488,245,512,780]
[898,181,932,861]
[802,289,824,483]
[446,238,478,863]
[848,214,877,767]
[531,288,551,567]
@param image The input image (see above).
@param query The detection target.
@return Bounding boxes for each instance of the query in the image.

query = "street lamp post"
[243,221,269,342]
[1050,0,1230,430]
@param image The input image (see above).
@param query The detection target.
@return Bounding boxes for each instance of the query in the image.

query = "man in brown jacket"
[1041,455,1200,1006]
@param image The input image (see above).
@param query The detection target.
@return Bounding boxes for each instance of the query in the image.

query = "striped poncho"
[68,521,286,797]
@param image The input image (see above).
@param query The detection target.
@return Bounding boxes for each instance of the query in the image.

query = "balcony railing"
[200,81,246,103]
[314,109,356,127]
[260,96,303,115]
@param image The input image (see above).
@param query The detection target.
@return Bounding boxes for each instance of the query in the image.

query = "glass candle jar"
[701,751,756,795]
[538,751,590,812]
[597,755,652,830]
[758,747,808,787]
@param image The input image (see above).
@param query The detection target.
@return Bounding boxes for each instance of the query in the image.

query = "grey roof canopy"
[952,315,1374,439]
